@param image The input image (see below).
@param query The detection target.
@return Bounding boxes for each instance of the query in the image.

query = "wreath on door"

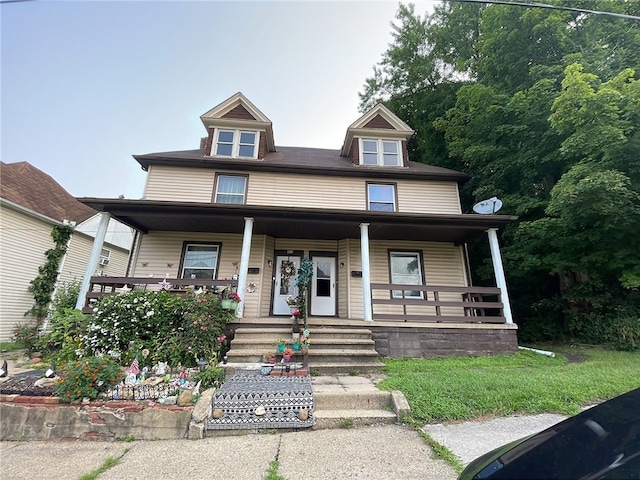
[280,260,297,293]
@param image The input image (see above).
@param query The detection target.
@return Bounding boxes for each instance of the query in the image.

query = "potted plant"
[275,339,287,353]
[282,347,294,362]
[219,287,241,310]
[265,352,276,364]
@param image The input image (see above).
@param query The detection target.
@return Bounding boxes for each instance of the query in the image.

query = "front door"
[311,256,336,316]
[273,255,301,315]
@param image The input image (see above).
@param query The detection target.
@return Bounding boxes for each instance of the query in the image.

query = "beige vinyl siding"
[134,232,267,317]
[144,165,215,202]
[346,240,365,320]
[0,205,55,340]
[355,240,467,320]
[259,236,276,317]
[58,234,129,286]
[144,166,462,214]
[338,239,350,318]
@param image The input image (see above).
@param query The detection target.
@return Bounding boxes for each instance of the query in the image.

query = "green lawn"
[379,346,640,423]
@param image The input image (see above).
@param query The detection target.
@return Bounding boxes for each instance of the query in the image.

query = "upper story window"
[360,139,401,166]
[181,243,220,279]
[215,175,247,204]
[367,183,396,212]
[214,129,257,158]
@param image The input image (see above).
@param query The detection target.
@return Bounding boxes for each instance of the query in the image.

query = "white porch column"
[486,228,514,324]
[75,213,111,310]
[236,217,254,318]
[360,223,373,322]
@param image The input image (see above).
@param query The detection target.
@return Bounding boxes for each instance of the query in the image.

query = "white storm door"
[273,256,300,315]
[311,257,336,316]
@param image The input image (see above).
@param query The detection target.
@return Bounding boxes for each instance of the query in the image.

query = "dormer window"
[213,129,257,158]
[360,139,401,166]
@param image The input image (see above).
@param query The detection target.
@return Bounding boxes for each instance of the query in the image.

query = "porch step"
[227,326,385,375]
[311,377,397,429]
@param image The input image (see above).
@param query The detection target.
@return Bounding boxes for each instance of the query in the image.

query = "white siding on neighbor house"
[0,204,132,341]
[58,233,129,287]
[0,205,55,341]
[143,166,462,214]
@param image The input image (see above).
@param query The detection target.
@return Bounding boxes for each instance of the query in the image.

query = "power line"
[449,0,640,21]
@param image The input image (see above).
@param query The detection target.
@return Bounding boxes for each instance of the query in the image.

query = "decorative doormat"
[206,370,315,430]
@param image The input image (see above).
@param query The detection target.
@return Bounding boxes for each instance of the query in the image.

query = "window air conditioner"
[99,258,110,266]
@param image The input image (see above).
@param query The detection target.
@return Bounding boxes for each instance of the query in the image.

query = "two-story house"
[79,93,518,360]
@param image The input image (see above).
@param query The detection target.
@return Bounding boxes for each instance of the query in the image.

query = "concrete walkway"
[0,413,570,480]
[1,425,457,480]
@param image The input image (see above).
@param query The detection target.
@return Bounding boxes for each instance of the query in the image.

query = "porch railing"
[82,276,238,314]
[370,283,506,324]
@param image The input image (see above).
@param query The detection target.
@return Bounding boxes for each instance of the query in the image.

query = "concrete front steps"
[311,376,400,429]
[226,326,385,375]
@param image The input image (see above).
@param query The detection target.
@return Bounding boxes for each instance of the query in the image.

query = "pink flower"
[217,334,227,342]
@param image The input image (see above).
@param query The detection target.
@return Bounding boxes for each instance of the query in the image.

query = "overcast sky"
[2,0,438,199]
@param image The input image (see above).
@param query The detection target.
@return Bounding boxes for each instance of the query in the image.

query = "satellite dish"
[472,197,503,215]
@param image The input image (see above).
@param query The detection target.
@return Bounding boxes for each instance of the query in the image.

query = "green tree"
[360,1,640,344]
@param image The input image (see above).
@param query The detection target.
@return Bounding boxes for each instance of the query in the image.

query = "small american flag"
[126,355,140,375]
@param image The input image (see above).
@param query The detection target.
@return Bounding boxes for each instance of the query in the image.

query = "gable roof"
[200,92,276,152]
[0,161,96,223]
[341,103,415,156]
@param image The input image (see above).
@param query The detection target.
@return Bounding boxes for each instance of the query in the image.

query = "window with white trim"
[215,175,247,204]
[367,183,396,212]
[360,139,401,166]
[181,244,219,279]
[213,129,257,158]
[99,248,111,266]
[390,251,423,298]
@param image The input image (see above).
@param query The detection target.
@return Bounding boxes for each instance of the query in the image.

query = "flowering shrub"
[55,356,123,402]
[181,291,231,365]
[82,291,182,362]
[82,290,233,368]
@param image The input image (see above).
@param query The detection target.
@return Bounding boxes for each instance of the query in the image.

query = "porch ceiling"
[78,198,516,244]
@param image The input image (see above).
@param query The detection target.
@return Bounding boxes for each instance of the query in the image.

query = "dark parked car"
[459,387,640,480]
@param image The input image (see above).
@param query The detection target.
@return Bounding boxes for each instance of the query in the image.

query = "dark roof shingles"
[1,161,96,223]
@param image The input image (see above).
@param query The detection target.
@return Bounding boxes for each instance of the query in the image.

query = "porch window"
[215,175,247,204]
[367,183,396,212]
[213,129,257,158]
[181,244,219,279]
[389,251,423,298]
[360,139,401,166]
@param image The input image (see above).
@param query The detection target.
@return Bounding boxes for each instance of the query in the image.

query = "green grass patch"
[0,341,22,354]
[379,347,640,423]
[79,455,122,480]
[264,460,286,480]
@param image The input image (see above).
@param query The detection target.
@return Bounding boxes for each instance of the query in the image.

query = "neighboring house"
[79,93,518,357]
[0,161,133,341]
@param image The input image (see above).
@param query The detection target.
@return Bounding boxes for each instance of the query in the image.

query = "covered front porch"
[77,198,518,358]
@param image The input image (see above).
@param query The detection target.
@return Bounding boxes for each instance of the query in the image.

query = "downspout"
[360,223,373,322]
[236,217,254,318]
[486,228,514,324]
[75,213,111,310]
